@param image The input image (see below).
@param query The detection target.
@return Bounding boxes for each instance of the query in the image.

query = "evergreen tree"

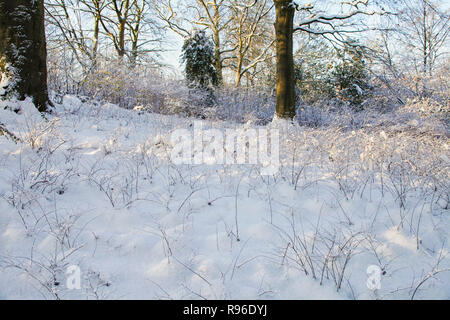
[294,38,336,103]
[332,43,372,110]
[181,30,218,89]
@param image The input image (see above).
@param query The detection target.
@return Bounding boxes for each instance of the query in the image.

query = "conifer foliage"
[181,30,218,89]
[332,44,372,110]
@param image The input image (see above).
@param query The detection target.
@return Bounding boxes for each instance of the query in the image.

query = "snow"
[0,63,15,99]
[0,96,448,300]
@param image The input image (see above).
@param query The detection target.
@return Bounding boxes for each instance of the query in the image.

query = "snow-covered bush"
[401,97,449,120]
[212,87,275,124]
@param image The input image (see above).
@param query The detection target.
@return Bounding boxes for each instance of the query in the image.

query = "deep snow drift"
[0,96,448,299]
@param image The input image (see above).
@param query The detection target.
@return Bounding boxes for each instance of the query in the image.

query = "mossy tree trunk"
[0,0,51,112]
[274,0,296,119]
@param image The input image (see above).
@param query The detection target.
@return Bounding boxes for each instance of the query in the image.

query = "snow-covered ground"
[0,96,448,299]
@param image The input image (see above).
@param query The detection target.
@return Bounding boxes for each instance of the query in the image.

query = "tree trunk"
[422,1,428,76]
[236,52,243,87]
[92,13,100,69]
[274,0,295,119]
[212,3,223,86]
[130,9,142,69]
[131,40,138,68]
[118,19,126,59]
[0,0,51,112]
[213,31,223,86]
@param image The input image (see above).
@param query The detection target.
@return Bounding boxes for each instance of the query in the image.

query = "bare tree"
[228,0,275,87]
[98,0,133,60]
[273,0,389,119]
[127,0,164,67]
[398,0,449,77]
[370,0,450,99]
[46,0,106,71]
[46,0,163,69]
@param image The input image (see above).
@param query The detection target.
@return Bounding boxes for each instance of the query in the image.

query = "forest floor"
[0,96,448,299]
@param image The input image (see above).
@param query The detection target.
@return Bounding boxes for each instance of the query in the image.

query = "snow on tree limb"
[290,0,391,32]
